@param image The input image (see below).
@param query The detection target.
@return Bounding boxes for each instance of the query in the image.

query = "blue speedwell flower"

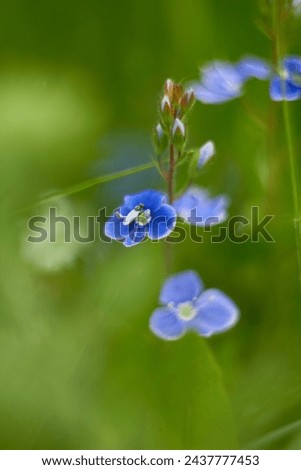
[270,56,301,101]
[105,189,176,246]
[149,270,239,340]
[173,186,229,226]
[191,57,270,104]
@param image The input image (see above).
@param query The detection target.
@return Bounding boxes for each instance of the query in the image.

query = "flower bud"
[172,118,186,149]
[172,83,184,102]
[180,88,195,113]
[164,78,175,98]
[160,95,174,125]
[153,123,168,154]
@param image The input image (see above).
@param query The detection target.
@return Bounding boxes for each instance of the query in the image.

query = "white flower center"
[121,204,151,227]
[177,301,197,321]
[279,68,289,80]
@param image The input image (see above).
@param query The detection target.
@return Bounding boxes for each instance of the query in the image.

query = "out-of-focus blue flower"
[191,57,270,104]
[173,186,229,226]
[149,271,239,340]
[198,140,216,168]
[104,189,176,247]
[270,56,301,101]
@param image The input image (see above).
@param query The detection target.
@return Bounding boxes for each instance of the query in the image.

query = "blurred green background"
[1,0,301,450]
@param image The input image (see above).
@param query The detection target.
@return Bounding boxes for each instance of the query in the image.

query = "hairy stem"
[165,143,176,274]
[167,143,176,204]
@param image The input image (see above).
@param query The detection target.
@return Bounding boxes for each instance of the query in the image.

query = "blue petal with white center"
[173,186,229,226]
[198,141,216,168]
[104,189,176,246]
[270,56,301,101]
[159,270,204,306]
[149,271,240,341]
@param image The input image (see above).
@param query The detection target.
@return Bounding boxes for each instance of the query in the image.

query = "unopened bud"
[161,95,172,113]
[153,123,168,154]
[164,78,175,98]
[180,88,195,113]
[172,118,186,149]
[172,83,184,102]
[160,95,174,125]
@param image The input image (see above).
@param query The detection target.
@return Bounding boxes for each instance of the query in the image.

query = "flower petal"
[148,204,176,240]
[270,76,301,101]
[173,186,229,226]
[192,84,241,104]
[198,141,216,168]
[283,56,301,76]
[191,61,243,104]
[149,308,186,340]
[192,288,239,337]
[104,214,131,240]
[124,190,165,212]
[123,228,146,247]
[160,270,203,306]
[236,57,271,80]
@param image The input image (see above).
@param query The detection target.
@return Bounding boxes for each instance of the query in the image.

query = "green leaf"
[23,161,156,211]
[247,420,301,450]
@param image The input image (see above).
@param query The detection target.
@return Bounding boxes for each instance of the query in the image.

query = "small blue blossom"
[191,57,270,104]
[270,56,301,101]
[149,271,239,340]
[173,186,229,226]
[198,140,216,168]
[104,189,176,247]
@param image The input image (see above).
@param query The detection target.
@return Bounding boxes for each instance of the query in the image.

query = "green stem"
[282,99,301,284]
[273,0,301,286]
[167,143,175,204]
[165,143,176,274]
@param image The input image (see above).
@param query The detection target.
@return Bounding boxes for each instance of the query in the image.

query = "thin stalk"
[282,99,301,284]
[165,143,176,274]
[167,143,175,203]
[273,0,301,285]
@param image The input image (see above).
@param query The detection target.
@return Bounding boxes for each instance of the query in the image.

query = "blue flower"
[173,186,229,226]
[191,57,270,104]
[270,56,301,101]
[149,271,239,340]
[104,189,177,247]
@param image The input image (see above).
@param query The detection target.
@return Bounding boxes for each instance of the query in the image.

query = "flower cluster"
[154,79,194,155]
[191,55,301,103]
[104,78,239,341]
